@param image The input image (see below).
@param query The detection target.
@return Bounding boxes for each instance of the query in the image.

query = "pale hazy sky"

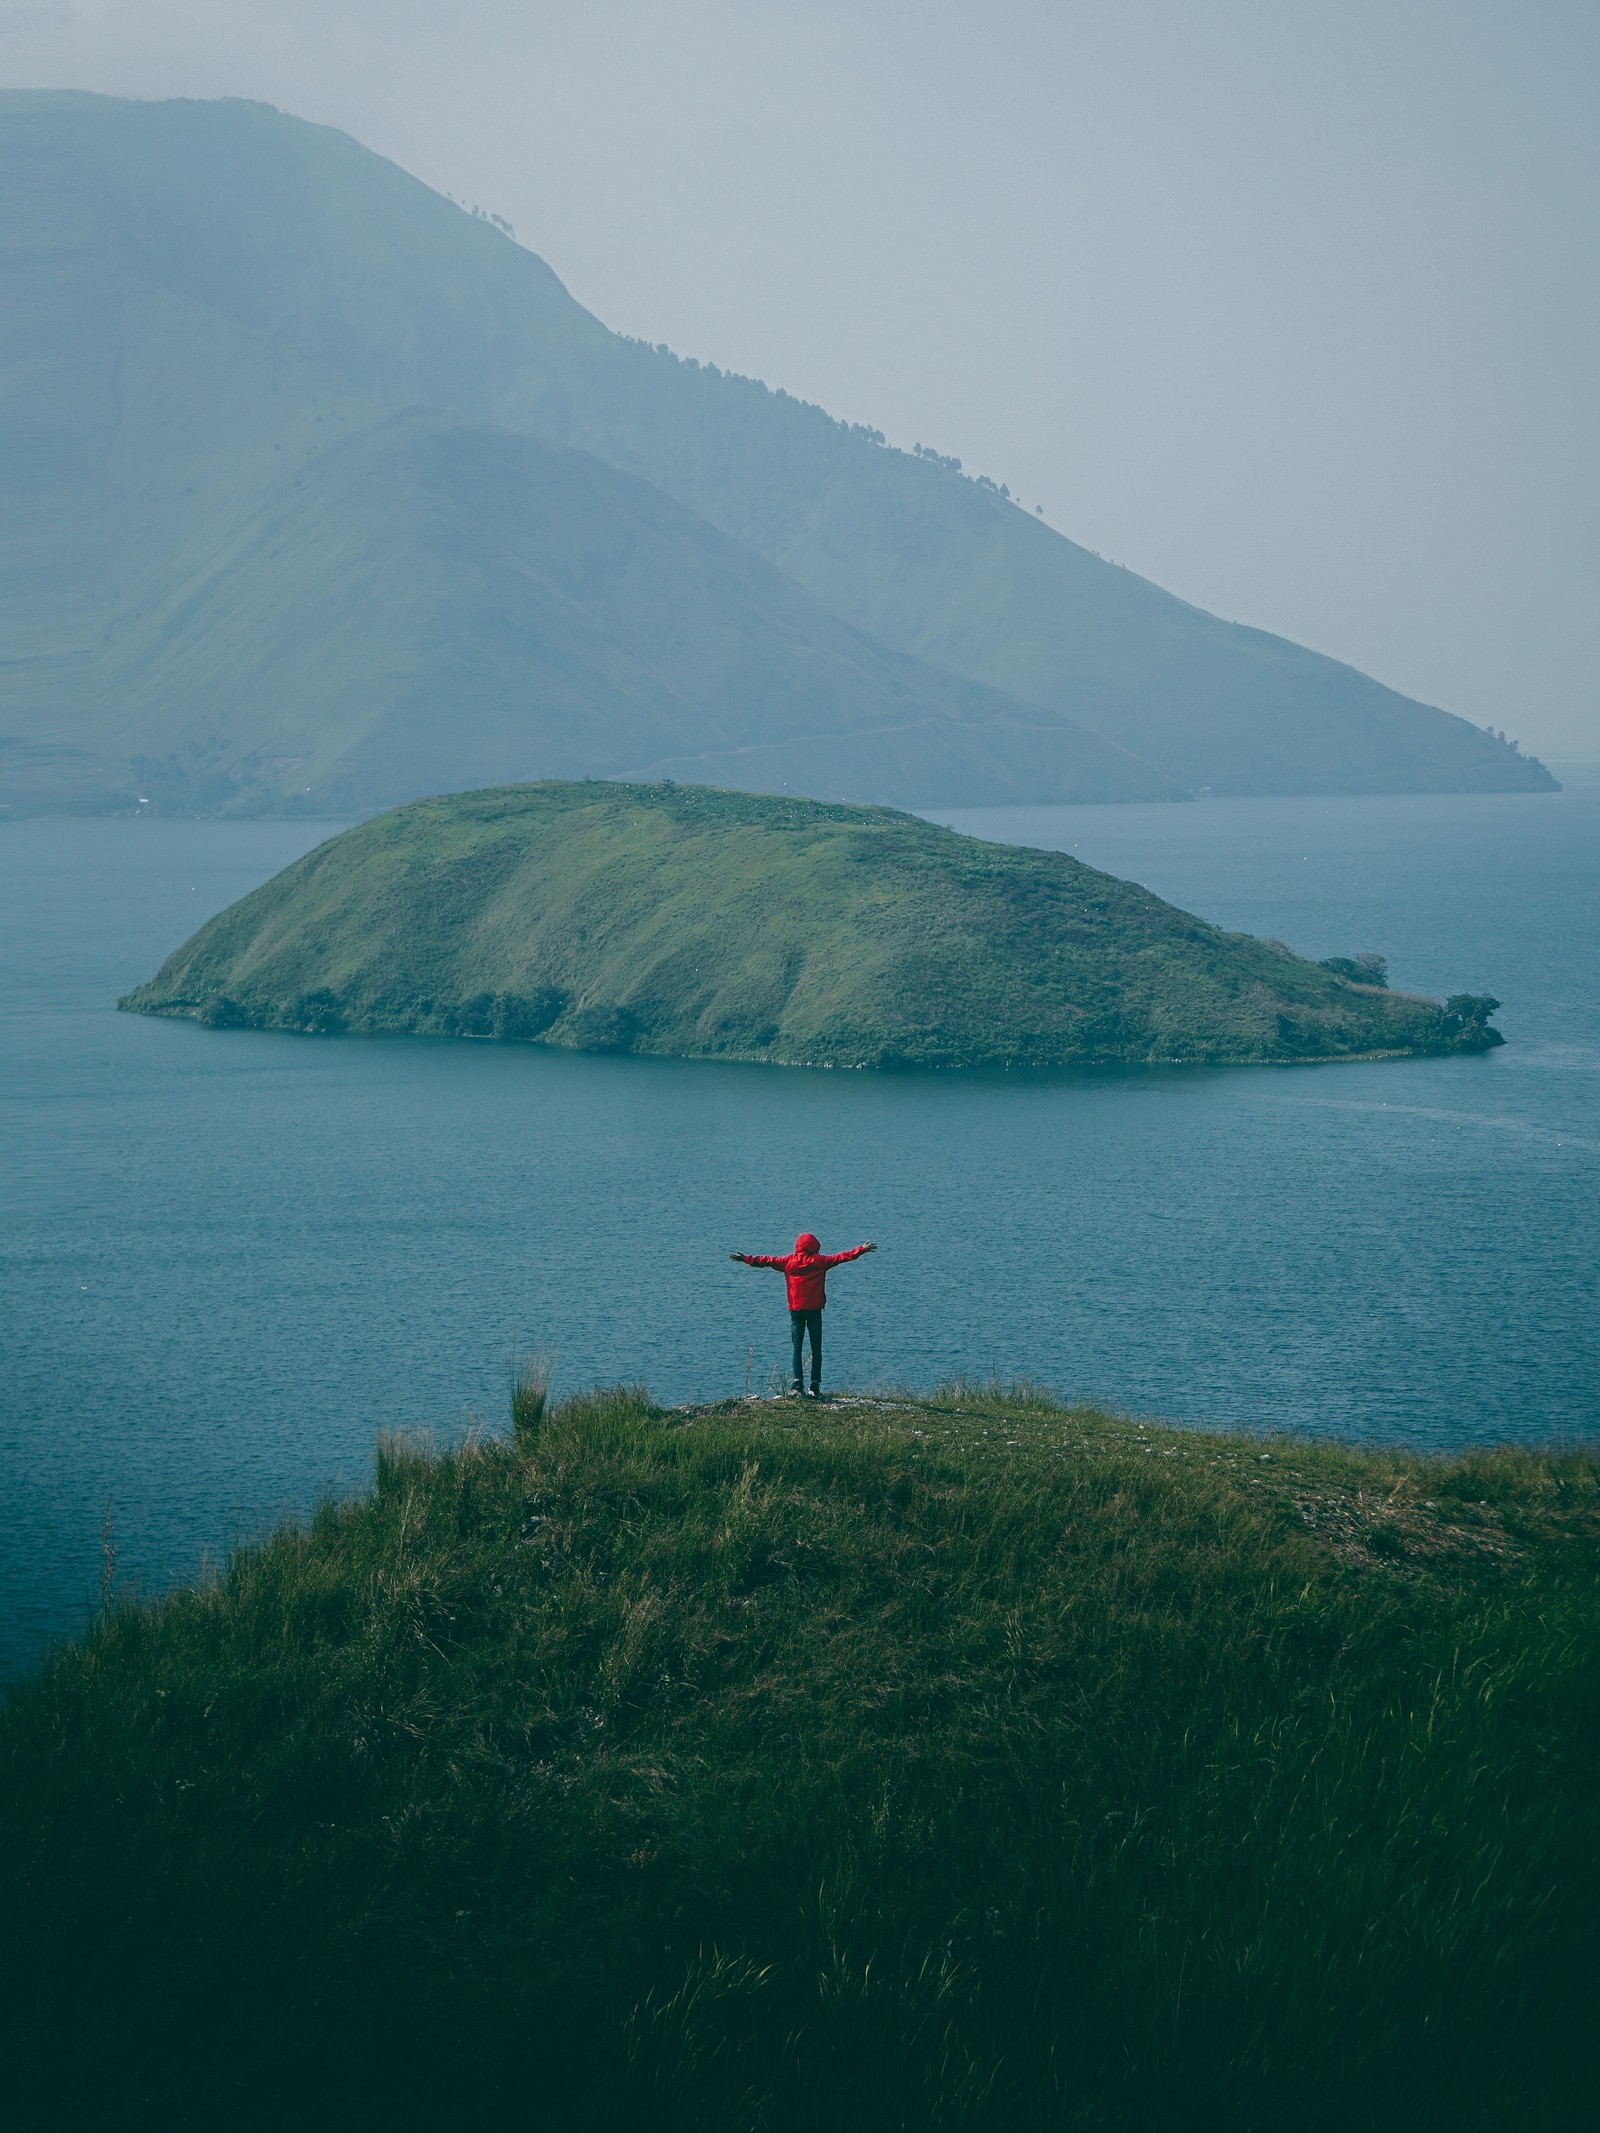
[7,0,1598,755]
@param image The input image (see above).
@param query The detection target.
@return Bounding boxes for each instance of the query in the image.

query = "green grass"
[3,1382,1596,2130]
[119,779,1499,1068]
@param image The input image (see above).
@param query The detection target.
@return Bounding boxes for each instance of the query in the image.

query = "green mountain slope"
[0,102,1165,817]
[2,89,1552,800]
[9,389,1167,817]
[121,780,1501,1068]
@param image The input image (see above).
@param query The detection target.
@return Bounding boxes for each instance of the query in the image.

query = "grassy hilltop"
[120,781,1500,1070]
[2,1383,1596,2130]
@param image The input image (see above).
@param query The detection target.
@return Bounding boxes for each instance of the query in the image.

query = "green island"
[121,781,1502,1068]
[3,1381,1595,2128]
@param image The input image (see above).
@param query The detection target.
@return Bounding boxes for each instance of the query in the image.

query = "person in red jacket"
[730,1232,877,1397]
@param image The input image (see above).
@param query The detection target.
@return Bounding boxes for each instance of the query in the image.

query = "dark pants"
[790,1308,823,1389]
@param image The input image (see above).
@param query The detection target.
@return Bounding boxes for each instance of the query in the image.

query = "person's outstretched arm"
[730,1251,789,1269]
[819,1242,877,1268]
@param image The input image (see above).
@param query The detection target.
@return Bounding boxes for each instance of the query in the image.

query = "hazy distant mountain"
[0,94,1167,815]
[0,91,1553,814]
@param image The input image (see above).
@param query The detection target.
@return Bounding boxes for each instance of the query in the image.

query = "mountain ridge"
[0,90,1168,816]
[0,90,1555,812]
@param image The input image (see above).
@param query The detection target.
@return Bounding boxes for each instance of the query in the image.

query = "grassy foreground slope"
[2,1383,1596,2131]
[120,781,1498,1068]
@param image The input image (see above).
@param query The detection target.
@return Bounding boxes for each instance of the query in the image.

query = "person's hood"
[794,1232,820,1256]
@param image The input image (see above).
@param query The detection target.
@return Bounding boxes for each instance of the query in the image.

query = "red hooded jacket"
[734,1233,871,1310]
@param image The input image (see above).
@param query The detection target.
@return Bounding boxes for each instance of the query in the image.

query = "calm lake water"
[4,781,1597,1680]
